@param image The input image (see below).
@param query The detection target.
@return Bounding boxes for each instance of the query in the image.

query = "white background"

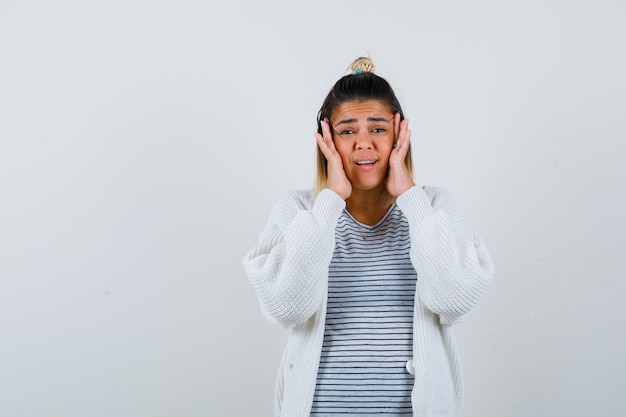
[1,1,625,416]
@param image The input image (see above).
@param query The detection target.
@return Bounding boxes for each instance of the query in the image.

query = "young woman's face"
[330,100,396,192]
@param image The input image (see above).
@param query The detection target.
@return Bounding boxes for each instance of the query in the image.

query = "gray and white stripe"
[311,205,417,416]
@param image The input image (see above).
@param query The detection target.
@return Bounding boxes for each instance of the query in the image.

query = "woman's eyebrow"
[334,117,390,126]
[334,118,357,126]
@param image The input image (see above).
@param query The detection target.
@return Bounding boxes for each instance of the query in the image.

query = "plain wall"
[1,1,625,416]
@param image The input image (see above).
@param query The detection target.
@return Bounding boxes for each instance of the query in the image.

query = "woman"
[243,57,494,417]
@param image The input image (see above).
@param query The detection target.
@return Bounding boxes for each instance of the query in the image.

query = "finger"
[401,128,411,153]
[316,132,334,160]
[394,113,401,144]
[316,120,338,160]
[321,119,331,138]
[321,119,338,150]
[315,131,326,150]
[396,118,410,149]
[392,127,411,162]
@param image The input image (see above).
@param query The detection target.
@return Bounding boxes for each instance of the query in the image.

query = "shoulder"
[275,189,314,211]
[421,185,469,228]
[422,185,457,208]
[268,189,315,228]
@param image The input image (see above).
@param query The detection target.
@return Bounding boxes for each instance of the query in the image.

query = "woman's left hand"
[386,113,415,197]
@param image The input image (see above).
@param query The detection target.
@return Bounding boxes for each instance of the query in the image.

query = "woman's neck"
[345,187,394,226]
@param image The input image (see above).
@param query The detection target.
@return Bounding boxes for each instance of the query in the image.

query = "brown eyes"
[338,128,386,136]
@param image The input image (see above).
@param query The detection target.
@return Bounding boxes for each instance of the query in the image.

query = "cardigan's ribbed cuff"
[395,185,436,224]
[311,189,346,230]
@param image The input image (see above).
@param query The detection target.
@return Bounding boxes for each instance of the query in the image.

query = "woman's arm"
[243,189,345,328]
[396,186,494,325]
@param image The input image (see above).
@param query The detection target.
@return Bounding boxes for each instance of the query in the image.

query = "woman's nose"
[355,132,373,149]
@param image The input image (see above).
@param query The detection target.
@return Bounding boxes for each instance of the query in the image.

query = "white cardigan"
[243,186,494,417]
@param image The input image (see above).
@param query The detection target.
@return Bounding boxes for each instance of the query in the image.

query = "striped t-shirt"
[310,205,417,416]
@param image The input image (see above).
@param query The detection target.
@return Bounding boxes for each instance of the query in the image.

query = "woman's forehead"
[331,100,393,122]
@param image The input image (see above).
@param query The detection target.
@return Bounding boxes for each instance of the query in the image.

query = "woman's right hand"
[315,119,352,200]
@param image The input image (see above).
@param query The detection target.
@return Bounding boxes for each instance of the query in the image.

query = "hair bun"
[350,57,375,75]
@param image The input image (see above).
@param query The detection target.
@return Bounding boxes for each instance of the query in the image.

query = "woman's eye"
[340,129,354,135]
[372,128,386,133]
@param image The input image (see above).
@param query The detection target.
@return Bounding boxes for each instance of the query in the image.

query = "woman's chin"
[350,180,387,194]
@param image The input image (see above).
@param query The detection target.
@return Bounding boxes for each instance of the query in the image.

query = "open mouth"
[355,160,376,166]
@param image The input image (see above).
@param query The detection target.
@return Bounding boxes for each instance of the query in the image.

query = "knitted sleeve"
[243,189,346,328]
[395,186,494,325]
